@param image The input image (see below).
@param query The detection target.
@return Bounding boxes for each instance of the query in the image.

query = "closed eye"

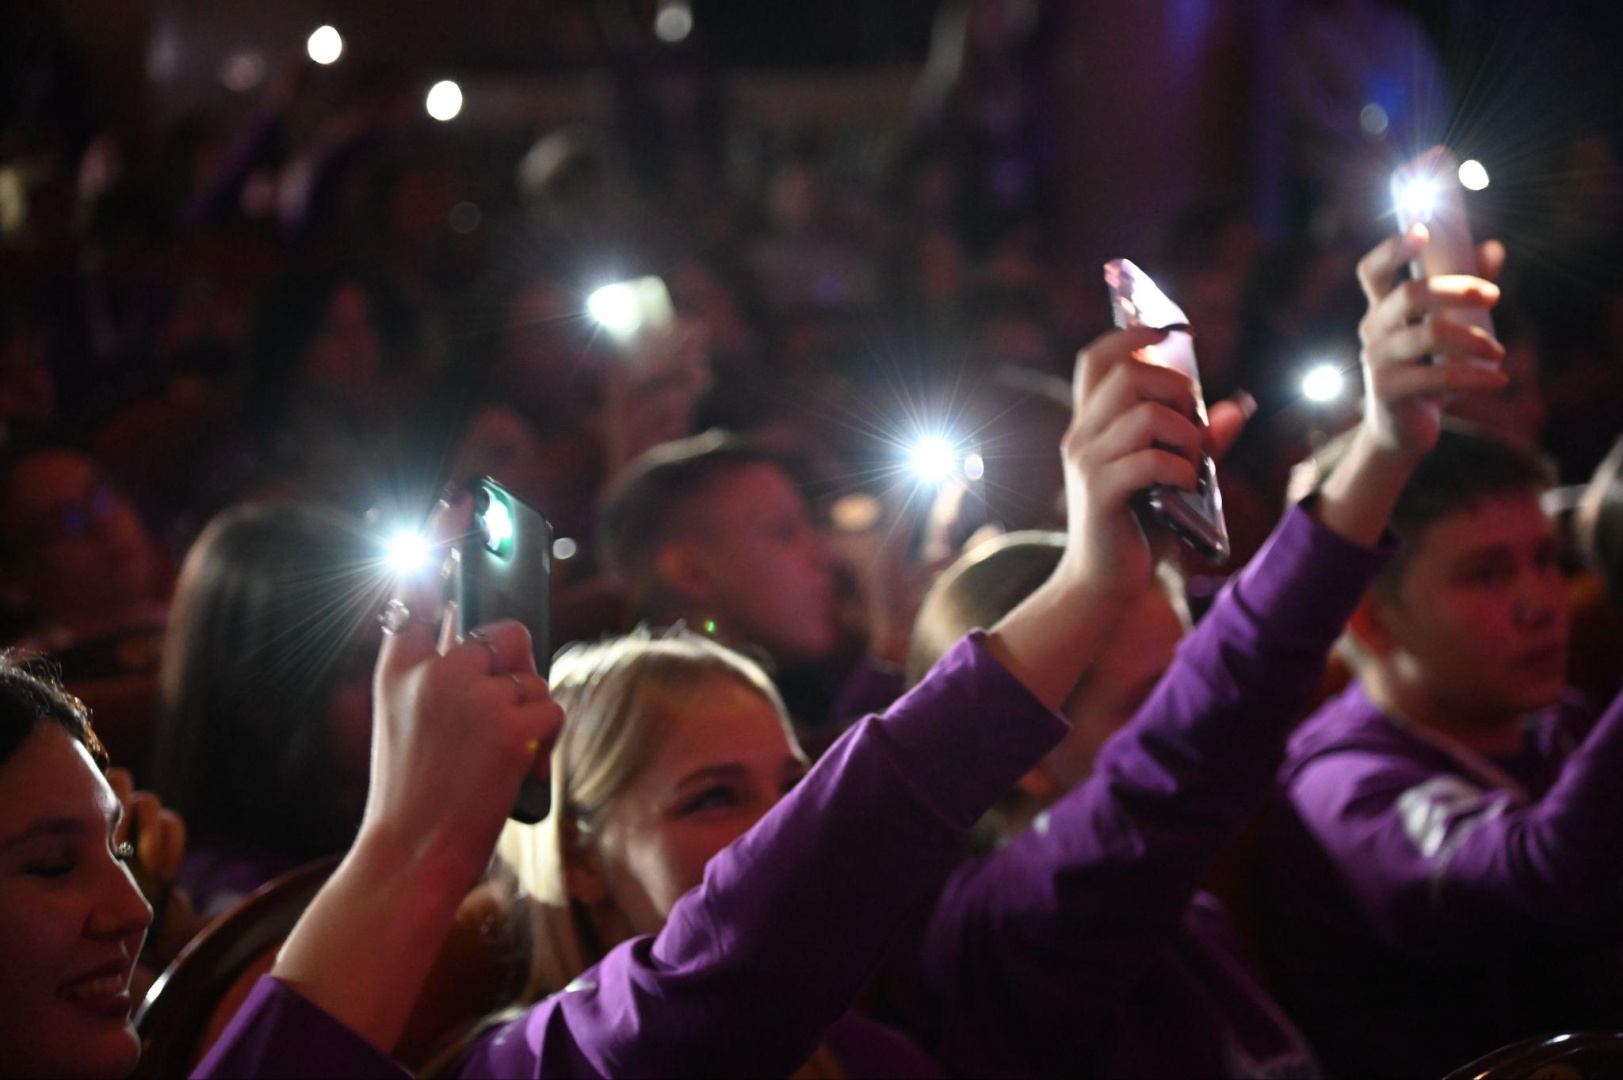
[680,785,738,815]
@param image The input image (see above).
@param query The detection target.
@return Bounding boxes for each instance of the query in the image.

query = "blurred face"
[0,725,151,1079]
[1046,588,1185,791]
[582,677,805,936]
[2,451,158,626]
[676,464,838,666]
[303,286,382,403]
[1369,493,1569,723]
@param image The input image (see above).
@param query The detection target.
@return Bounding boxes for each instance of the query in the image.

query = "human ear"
[656,543,715,607]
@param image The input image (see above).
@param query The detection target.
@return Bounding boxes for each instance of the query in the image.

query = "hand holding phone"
[1390,146,1495,357]
[454,478,555,823]
[1102,258,1230,564]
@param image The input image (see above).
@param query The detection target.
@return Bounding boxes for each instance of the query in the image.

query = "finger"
[1367,316,1506,369]
[524,702,566,786]
[107,767,134,806]
[1357,224,1428,304]
[446,619,537,678]
[1073,327,1172,407]
[1092,401,1206,470]
[1476,238,1507,283]
[1205,391,1256,461]
[378,494,471,678]
[1372,362,1510,403]
[1093,449,1200,511]
[1073,356,1199,441]
[437,599,460,656]
[1361,275,1500,341]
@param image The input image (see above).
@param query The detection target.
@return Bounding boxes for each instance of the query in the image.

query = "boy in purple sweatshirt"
[1256,421,1623,1078]
[880,223,1511,1078]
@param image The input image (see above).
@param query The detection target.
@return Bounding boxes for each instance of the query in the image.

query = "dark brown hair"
[0,654,107,772]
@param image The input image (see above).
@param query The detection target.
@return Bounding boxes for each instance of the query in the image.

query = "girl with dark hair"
[147,500,385,917]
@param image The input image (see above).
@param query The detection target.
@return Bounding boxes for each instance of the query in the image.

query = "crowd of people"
[7,1,1623,1078]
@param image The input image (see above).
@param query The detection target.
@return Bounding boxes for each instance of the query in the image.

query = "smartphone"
[1103,258,1230,564]
[588,275,675,340]
[454,477,554,824]
[1391,146,1494,356]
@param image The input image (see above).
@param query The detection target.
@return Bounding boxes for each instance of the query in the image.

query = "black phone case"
[455,478,554,823]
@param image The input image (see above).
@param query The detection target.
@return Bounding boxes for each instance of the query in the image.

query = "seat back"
[1443,1033,1623,1080]
[131,855,340,1078]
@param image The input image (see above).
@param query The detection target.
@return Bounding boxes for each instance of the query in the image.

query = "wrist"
[348,821,480,921]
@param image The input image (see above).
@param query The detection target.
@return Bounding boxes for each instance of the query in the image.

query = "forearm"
[1314,430,1418,548]
[270,830,466,1056]
[984,572,1130,712]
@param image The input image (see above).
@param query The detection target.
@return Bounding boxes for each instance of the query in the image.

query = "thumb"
[1205,390,1257,462]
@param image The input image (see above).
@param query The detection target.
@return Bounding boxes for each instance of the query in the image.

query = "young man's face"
[670,463,838,667]
[1370,491,1569,721]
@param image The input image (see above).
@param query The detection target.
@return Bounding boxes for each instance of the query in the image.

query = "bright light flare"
[963,452,985,481]
[587,283,643,336]
[1301,363,1347,404]
[655,2,694,43]
[426,80,463,122]
[307,26,344,65]
[1395,176,1437,222]
[909,437,960,483]
[385,529,431,575]
[1458,159,1490,191]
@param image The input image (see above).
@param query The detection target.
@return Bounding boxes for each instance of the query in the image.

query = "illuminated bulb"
[587,283,643,336]
[306,26,343,65]
[1301,363,1346,404]
[1458,159,1490,191]
[655,2,694,43]
[385,529,431,575]
[963,452,985,481]
[425,80,463,122]
[909,437,958,483]
[1396,176,1436,222]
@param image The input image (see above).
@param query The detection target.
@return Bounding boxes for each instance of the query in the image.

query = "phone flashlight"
[1300,362,1346,404]
[907,436,980,485]
[1394,176,1437,224]
[587,276,675,340]
[478,490,515,556]
[1389,146,1494,357]
[385,528,431,575]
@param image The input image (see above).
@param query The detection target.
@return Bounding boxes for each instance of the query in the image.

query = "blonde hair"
[496,626,793,1003]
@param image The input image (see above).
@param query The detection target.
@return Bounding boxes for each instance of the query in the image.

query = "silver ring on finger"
[466,629,501,672]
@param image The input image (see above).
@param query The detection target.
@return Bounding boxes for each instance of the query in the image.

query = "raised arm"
[894,226,1509,1074]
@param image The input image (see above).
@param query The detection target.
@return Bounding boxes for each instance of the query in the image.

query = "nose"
[1514,568,1566,634]
[86,856,154,945]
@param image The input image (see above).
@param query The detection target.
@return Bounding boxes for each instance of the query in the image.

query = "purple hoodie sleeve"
[894,505,1391,1073]
[193,633,1067,1080]
[1286,698,1623,958]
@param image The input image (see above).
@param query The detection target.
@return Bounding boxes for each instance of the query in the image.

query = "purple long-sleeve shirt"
[192,632,1068,1079]
[1257,679,1623,1077]
[883,504,1391,1079]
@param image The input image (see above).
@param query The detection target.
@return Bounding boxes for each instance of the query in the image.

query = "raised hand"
[1355,223,1508,459]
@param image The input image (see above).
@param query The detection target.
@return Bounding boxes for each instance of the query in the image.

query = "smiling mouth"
[59,965,134,1017]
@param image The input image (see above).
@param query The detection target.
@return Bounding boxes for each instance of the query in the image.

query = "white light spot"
[963,452,985,481]
[306,26,344,66]
[1359,103,1390,137]
[552,537,578,560]
[1395,176,1436,222]
[587,283,643,336]
[1458,159,1490,191]
[426,80,463,122]
[1301,363,1346,404]
[386,529,431,575]
[655,2,694,43]
[831,494,882,533]
[482,497,514,547]
[909,437,958,483]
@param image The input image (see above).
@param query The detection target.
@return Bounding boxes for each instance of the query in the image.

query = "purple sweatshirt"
[1257,680,1623,1078]
[192,632,1069,1079]
[883,504,1390,1079]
